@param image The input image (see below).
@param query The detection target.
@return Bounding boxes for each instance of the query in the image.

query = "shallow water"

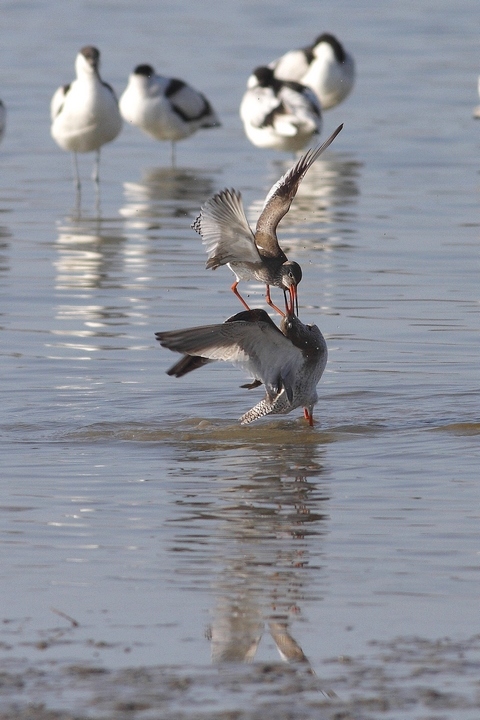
[0,0,479,716]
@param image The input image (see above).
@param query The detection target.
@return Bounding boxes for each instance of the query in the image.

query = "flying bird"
[156,307,328,426]
[192,123,343,316]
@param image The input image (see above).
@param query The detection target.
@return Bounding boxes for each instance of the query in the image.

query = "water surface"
[0,0,479,716]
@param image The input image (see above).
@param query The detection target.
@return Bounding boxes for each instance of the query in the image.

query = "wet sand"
[2,634,480,719]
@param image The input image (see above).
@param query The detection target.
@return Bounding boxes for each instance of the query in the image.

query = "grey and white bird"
[156,307,328,426]
[271,33,355,110]
[50,46,122,189]
[240,66,322,153]
[119,64,220,164]
[192,123,343,316]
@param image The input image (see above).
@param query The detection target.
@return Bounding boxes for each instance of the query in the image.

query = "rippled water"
[1,0,479,716]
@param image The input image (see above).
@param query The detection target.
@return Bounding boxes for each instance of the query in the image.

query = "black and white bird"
[119,64,220,164]
[239,66,322,153]
[156,307,328,426]
[270,33,355,110]
[50,46,122,189]
[192,124,343,316]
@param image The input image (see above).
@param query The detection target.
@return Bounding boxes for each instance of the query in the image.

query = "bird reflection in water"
[52,214,135,358]
[54,214,127,291]
[206,456,329,671]
[120,166,216,231]
[0,224,12,276]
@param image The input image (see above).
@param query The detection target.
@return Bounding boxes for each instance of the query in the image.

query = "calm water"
[1,0,479,716]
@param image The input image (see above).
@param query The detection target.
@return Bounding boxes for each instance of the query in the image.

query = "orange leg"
[231,280,251,311]
[265,284,285,317]
[304,408,314,426]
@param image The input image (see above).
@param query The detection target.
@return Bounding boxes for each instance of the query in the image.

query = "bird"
[119,64,220,164]
[0,100,5,143]
[239,66,322,153]
[155,307,328,426]
[50,45,122,190]
[192,123,343,316]
[270,33,355,110]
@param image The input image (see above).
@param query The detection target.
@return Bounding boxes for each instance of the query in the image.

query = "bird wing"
[164,78,213,122]
[50,84,70,120]
[156,310,303,398]
[261,85,321,143]
[240,86,282,129]
[269,49,311,82]
[239,389,291,425]
[254,123,343,255]
[192,189,262,269]
[166,354,214,378]
[279,83,322,118]
[163,309,269,380]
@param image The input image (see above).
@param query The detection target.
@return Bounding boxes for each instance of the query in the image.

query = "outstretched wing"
[254,123,343,255]
[192,189,261,269]
[163,309,270,380]
[166,354,213,378]
[156,309,302,398]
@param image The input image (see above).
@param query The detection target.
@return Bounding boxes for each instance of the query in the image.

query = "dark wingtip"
[166,355,210,377]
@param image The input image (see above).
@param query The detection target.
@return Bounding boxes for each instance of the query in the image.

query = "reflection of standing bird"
[0,100,6,143]
[192,124,343,316]
[474,76,480,119]
[50,46,122,189]
[271,33,355,110]
[240,66,322,152]
[119,64,220,164]
[156,307,328,426]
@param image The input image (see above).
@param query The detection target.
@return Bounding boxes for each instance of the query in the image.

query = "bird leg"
[231,280,251,311]
[72,152,81,192]
[92,149,100,184]
[304,408,314,426]
[265,284,285,317]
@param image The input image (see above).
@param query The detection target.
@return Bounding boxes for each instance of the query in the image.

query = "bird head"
[248,66,276,89]
[78,46,100,76]
[282,312,324,356]
[133,64,155,78]
[280,261,302,315]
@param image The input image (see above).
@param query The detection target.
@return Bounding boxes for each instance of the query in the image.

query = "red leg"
[231,281,251,310]
[265,285,285,317]
[304,408,314,426]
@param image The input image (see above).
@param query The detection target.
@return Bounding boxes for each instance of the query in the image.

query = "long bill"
[285,284,299,316]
